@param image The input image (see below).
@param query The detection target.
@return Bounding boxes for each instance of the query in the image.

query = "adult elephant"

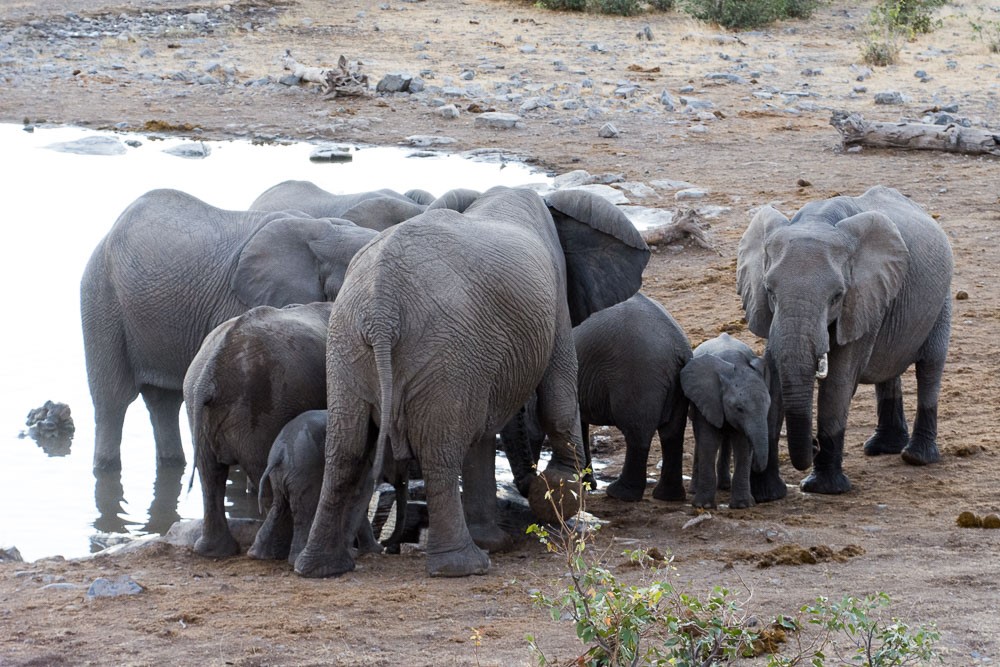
[294,186,649,578]
[736,185,953,494]
[81,188,377,472]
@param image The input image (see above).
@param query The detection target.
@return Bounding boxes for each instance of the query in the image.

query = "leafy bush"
[970,15,1000,53]
[648,0,676,10]
[882,0,948,35]
[680,0,820,30]
[591,0,643,16]
[534,0,587,11]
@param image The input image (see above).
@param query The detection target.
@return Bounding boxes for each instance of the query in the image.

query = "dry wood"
[830,111,1000,157]
[640,208,715,251]
[281,52,370,98]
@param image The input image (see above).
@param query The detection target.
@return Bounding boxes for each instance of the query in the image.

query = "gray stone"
[563,184,629,205]
[436,104,460,119]
[689,124,709,134]
[614,84,639,98]
[0,546,23,563]
[309,145,353,162]
[474,112,521,130]
[598,122,619,138]
[459,70,475,81]
[659,90,677,111]
[616,182,657,199]
[86,574,143,599]
[185,12,209,25]
[41,582,81,591]
[874,91,904,105]
[405,135,457,147]
[47,135,127,156]
[376,72,413,93]
[138,47,155,58]
[408,77,425,93]
[801,68,823,76]
[676,187,709,200]
[705,72,748,84]
[560,99,580,111]
[278,74,301,86]
[162,518,261,550]
[681,97,715,111]
[553,169,592,189]
[163,142,210,159]
[519,45,536,54]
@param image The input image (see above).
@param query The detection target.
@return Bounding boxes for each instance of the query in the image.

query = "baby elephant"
[248,410,413,564]
[680,333,771,509]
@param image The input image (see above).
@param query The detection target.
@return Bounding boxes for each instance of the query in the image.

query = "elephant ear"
[308,225,379,300]
[835,211,909,345]
[736,206,791,338]
[233,218,366,307]
[426,188,480,212]
[340,197,425,231]
[544,189,649,326]
[404,188,436,206]
[680,354,735,429]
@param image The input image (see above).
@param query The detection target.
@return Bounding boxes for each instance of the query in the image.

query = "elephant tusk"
[815,353,828,380]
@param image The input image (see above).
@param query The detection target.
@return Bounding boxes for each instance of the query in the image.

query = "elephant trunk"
[773,335,822,472]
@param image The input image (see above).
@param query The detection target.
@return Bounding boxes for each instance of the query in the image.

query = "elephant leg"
[751,352,787,503]
[580,420,596,490]
[295,400,373,578]
[194,457,240,558]
[800,375,852,495]
[500,406,539,498]
[690,415,721,509]
[728,435,755,509]
[652,396,688,502]
[425,447,490,578]
[140,385,186,467]
[92,391,135,472]
[863,377,909,456]
[463,433,513,553]
[354,517,384,555]
[902,303,949,466]
[606,426,654,502]
[248,495,293,562]
[716,439,732,491]
[382,477,410,554]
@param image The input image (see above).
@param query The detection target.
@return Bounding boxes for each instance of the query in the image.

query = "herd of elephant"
[79,178,953,578]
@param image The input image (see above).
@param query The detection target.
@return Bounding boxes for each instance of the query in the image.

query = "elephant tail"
[372,337,397,469]
[257,455,279,515]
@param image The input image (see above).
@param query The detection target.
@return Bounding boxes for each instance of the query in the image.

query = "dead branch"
[640,209,715,252]
[830,111,1000,157]
[281,52,370,98]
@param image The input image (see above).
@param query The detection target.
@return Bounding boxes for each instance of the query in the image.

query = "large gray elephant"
[248,180,480,232]
[183,302,333,558]
[736,185,953,494]
[681,333,775,509]
[81,189,377,472]
[502,292,692,504]
[293,186,649,579]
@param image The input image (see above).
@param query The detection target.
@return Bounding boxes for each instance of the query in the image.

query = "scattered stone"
[46,135,127,156]
[801,68,823,76]
[185,12,209,25]
[650,179,697,191]
[563,184,629,205]
[874,91,904,105]
[614,83,640,98]
[309,145,353,162]
[87,574,144,599]
[552,169,592,189]
[41,582,80,591]
[615,182,656,198]
[376,72,413,93]
[850,64,873,81]
[519,45,536,54]
[162,518,262,550]
[405,135,457,147]
[473,112,521,129]
[436,104,460,119]
[659,90,677,111]
[459,69,475,81]
[597,122,619,138]
[0,546,23,563]
[163,142,211,158]
[705,72,748,84]
[676,188,708,201]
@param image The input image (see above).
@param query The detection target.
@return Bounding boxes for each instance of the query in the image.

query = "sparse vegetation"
[970,14,1000,53]
[679,0,821,30]
[860,0,948,65]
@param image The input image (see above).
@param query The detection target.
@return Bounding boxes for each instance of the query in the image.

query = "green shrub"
[648,0,676,10]
[882,0,948,35]
[534,0,587,11]
[970,15,1000,53]
[680,0,819,30]
[590,0,643,16]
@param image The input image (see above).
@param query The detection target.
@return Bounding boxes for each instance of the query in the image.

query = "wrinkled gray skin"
[183,302,338,559]
[737,185,953,494]
[81,189,377,473]
[681,333,775,509]
[294,186,648,579]
[502,293,692,504]
[248,410,411,564]
[249,179,480,232]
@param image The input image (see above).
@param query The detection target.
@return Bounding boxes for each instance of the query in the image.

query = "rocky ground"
[2,0,1000,665]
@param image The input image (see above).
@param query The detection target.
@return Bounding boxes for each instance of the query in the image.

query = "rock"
[376,72,413,93]
[86,574,144,599]
[405,135,457,147]
[615,182,656,198]
[552,169,592,189]
[659,90,677,111]
[162,518,262,550]
[563,184,629,205]
[436,104,459,119]
[309,145,353,162]
[41,582,81,591]
[185,12,209,25]
[650,179,697,191]
[0,546,23,563]
[874,91,904,105]
[705,72,748,84]
[46,135,127,156]
[597,122,619,138]
[675,188,709,200]
[473,112,521,130]
[619,205,674,230]
[163,142,210,158]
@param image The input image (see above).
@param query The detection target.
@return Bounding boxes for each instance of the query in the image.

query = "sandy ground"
[2,0,1000,665]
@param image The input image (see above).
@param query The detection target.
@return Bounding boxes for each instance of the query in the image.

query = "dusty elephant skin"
[3,0,1000,664]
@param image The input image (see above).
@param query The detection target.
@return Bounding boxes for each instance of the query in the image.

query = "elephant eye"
[830,291,844,306]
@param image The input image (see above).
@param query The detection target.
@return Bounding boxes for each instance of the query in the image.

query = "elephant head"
[736,205,909,471]
[426,188,481,213]
[680,351,770,473]
[340,197,426,231]
[232,217,377,307]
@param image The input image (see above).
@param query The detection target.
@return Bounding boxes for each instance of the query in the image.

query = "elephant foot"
[528,468,582,525]
[799,469,852,495]
[717,472,732,491]
[901,438,941,466]
[247,535,291,561]
[194,533,241,559]
[728,494,756,510]
[469,523,514,553]
[863,428,909,456]
[156,453,187,468]
[382,542,402,555]
[427,541,490,578]
[750,469,787,504]
[650,479,686,502]
[691,494,717,510]
[92,456,123,473]
[606,478,646,502]
[294,547,355,578]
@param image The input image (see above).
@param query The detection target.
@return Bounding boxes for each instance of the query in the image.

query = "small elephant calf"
[248,410,415,564]
[680,333,772,509]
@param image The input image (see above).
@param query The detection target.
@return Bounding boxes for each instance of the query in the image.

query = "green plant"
[860,1,905,66]
[970,15,1000,53]
[534,0,587,11]
[590,0,643,15]
[679,0,819,29]
[649,0,676,10]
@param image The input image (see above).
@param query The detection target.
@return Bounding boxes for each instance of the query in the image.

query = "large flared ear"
[680,354,734,429]
[736,206,790,338]
[835,211,909,345]
[233,218,372,307]
[340,197,425,231]
[544,189,649,326]
[426,188,480,212]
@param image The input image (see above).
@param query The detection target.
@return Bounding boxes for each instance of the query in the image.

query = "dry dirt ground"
[2,0,1000,665]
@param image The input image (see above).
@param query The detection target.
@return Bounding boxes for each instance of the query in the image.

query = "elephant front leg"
[652,398,688,502]
[863,377,909,456]
[140,385,186,467]
[689,416,721,509]
[727,435,755,509]
[194,459,240,558]
[751,351,787,503]
[462,434,513,553]
[799,378,852,494]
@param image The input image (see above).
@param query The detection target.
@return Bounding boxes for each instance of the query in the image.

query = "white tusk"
[815,353,828,380]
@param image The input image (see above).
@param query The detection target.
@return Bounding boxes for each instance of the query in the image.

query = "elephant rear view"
[737,185,953,495]
[293,186,648,579]
[183,302,333,558]
[80,188,376,473]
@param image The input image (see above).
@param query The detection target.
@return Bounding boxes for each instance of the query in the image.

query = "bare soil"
[2,1,999,665]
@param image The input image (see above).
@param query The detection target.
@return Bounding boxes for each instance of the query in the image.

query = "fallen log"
[281,52,370,98]
[830,111,1000,157]
[640,208,715,252]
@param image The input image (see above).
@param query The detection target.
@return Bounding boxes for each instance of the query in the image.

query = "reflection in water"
[93,470,141,535]
[141,464,185,535]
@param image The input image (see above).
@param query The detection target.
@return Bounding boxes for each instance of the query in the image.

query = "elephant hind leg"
[248,496,293,561]
[421,445,490,577]
[140,385,186,467]
[652,397,689,502]
[194,458,240,558]
[606,425,655,502]
[902,304,949,466]
[863,377,909,456]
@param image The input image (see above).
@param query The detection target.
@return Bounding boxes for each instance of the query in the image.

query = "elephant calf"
[681,334,775,509]
[184,302,332,559]
[248,410,416,564]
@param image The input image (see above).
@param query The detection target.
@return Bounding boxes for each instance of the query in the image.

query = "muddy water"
[0,123,551,562]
